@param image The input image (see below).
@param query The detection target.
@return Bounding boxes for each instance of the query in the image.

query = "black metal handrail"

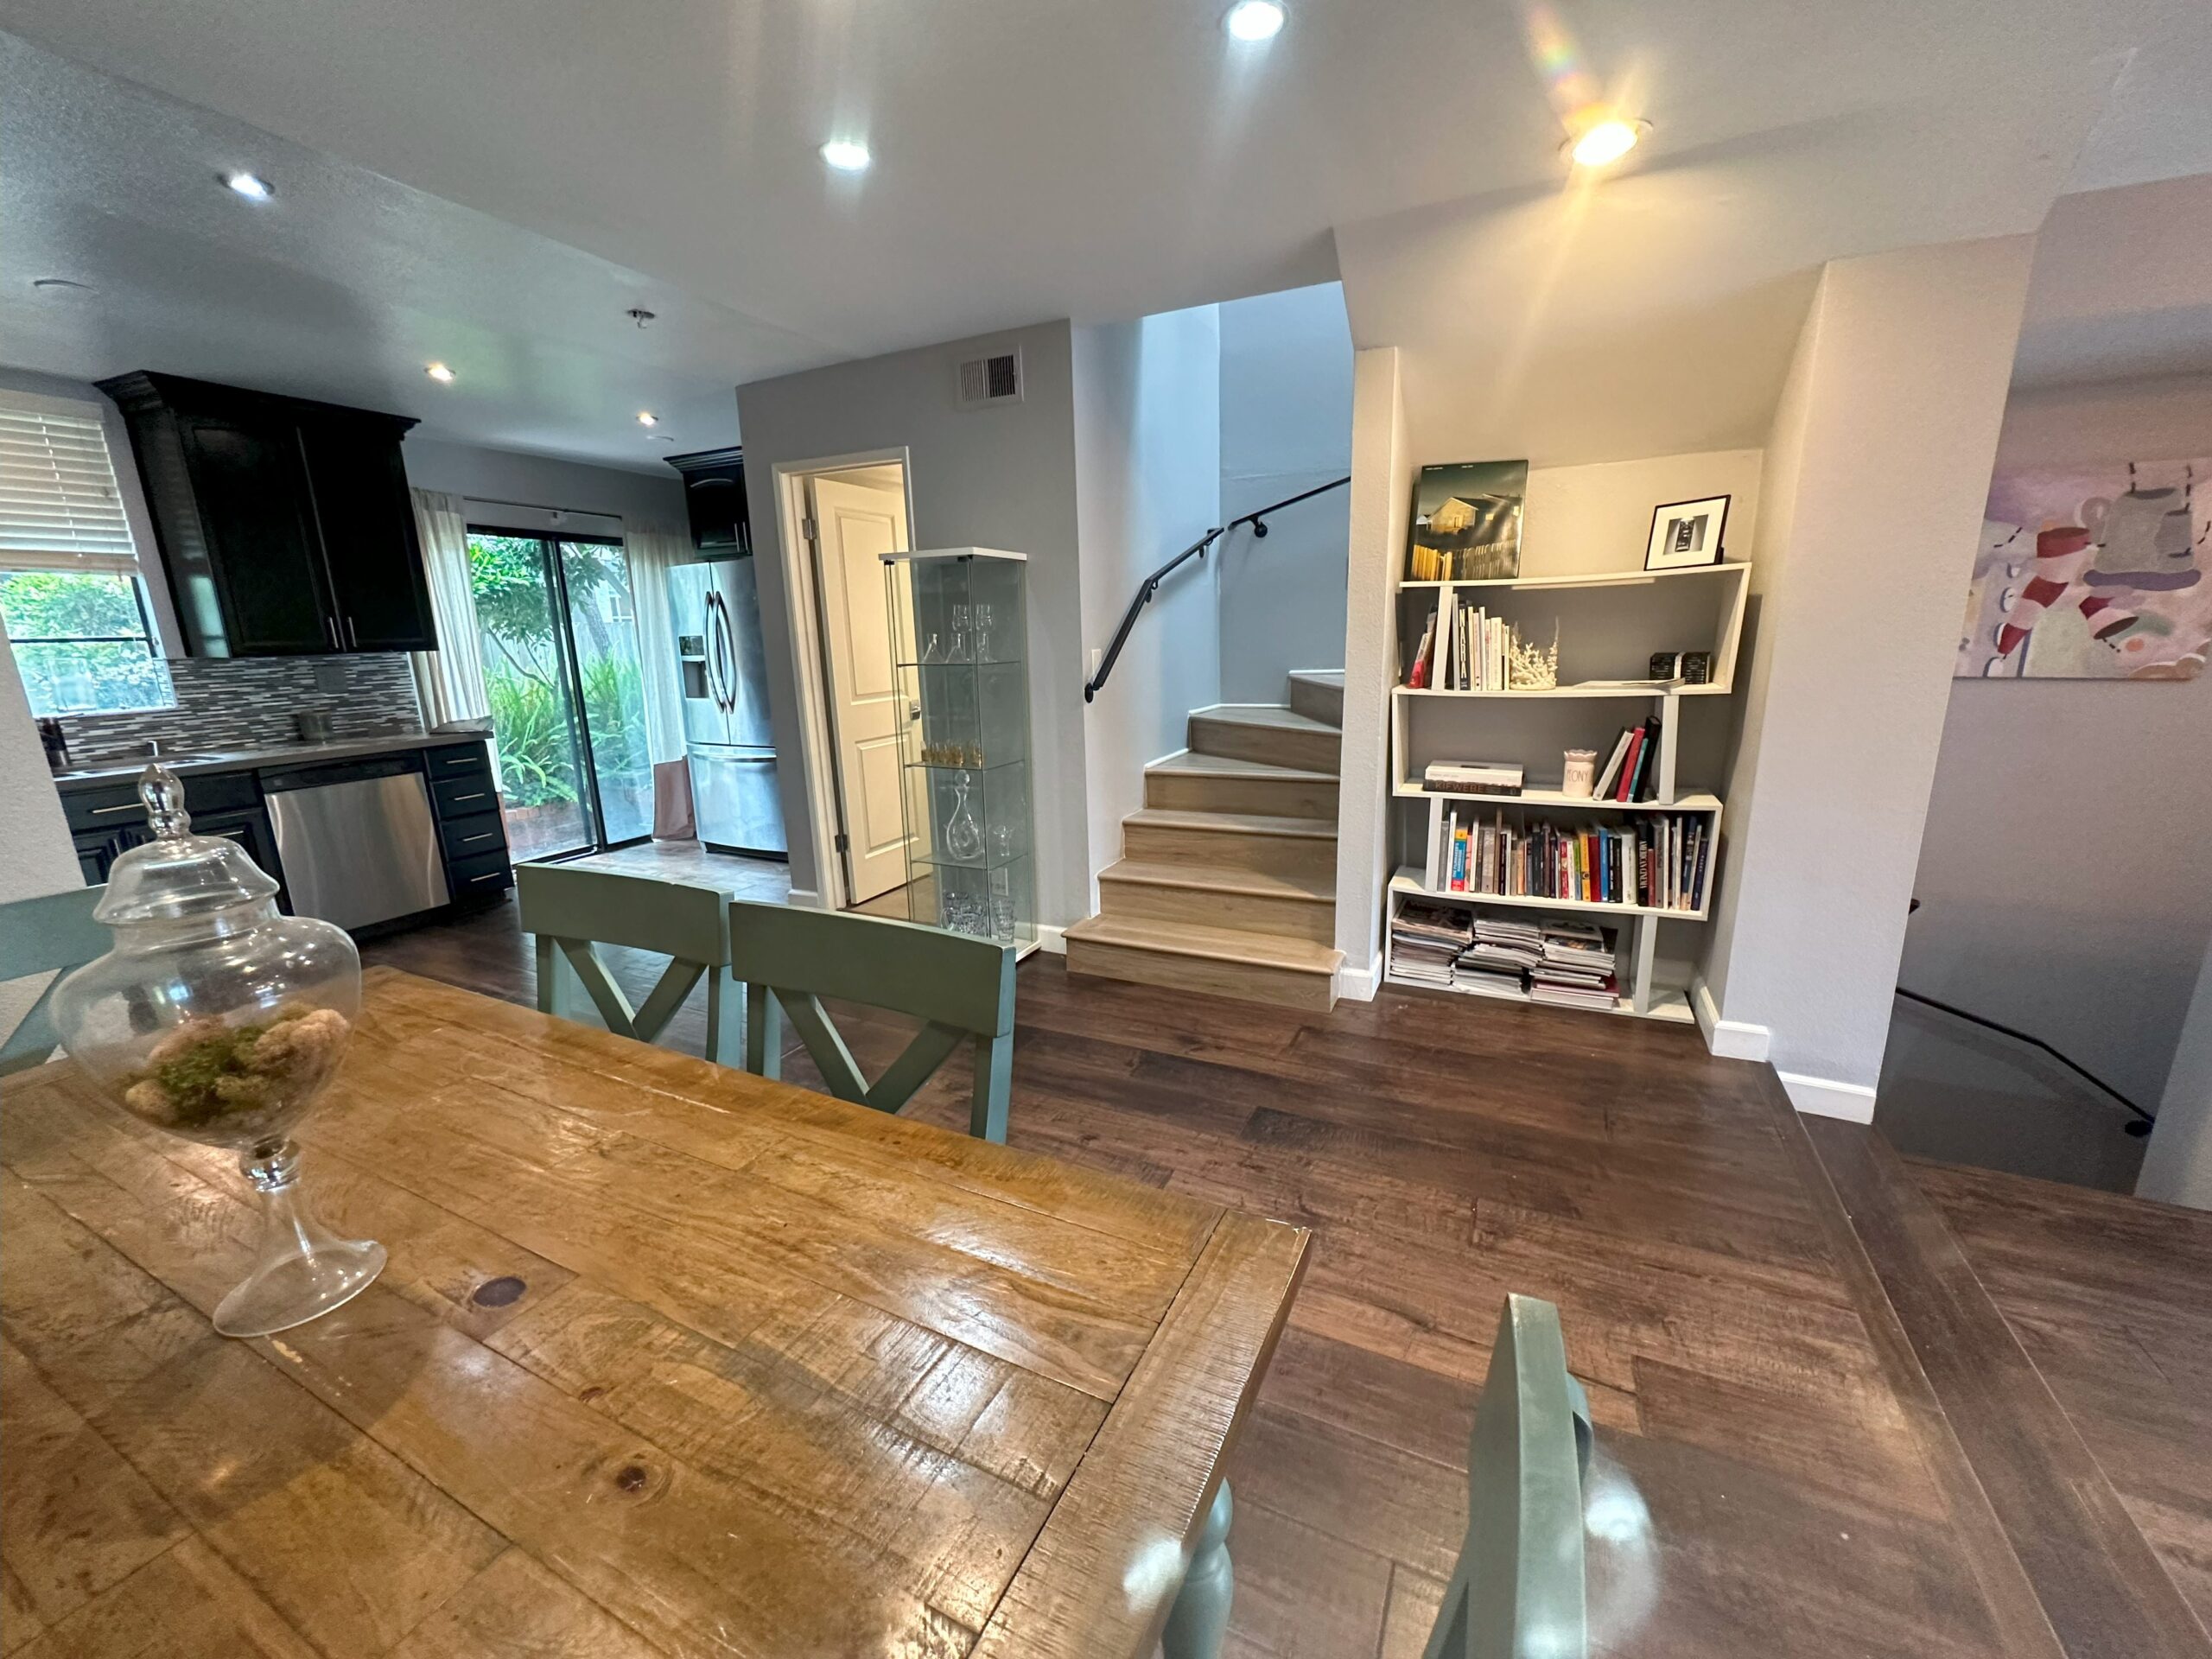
[1083,475,1351,702]
[1893,986,2155,1135]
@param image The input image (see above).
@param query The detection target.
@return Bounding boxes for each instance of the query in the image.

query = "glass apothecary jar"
[50,764,386,1338]
[883,549,1039,954]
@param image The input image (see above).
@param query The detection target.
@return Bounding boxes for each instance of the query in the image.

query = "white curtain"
[623,520,693,766]
[409,489,490,730]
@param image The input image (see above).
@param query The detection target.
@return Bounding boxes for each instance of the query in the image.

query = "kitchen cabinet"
[98,372,437,657]
[666,447,750,553]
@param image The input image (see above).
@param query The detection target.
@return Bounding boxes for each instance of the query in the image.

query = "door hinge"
[801,516,818,543]
[834,831,849,853]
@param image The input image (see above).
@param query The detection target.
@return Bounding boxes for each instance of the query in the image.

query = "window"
[0,391,175,715]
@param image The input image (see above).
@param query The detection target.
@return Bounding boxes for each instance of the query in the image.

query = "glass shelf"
[883,550,1036,950]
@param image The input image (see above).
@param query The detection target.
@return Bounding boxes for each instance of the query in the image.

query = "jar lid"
[93,763,280,924]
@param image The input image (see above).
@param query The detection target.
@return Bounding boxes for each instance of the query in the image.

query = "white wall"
[0,615,89,1046]
[401,437,687,525]
[1217,284,1354,702]
[1880,372,2212,1166]
[2139,938,2212,1210]
[1699,236,2038,1121]
[1072,308,1223,909]
[1333,346,1408,993]
[736,321,1089,926]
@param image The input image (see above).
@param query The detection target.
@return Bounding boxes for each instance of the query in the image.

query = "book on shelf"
[1422,760,1523,798]
[1583,715,1664,804]
[1402,591,1529,691]
[1424,804,1713,912]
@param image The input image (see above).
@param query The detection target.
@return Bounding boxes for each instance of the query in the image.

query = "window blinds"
[0,394,141,573]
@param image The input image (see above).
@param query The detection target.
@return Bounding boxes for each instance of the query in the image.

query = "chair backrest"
[727,899,1017,1141]
[1,887,108,1077]
[1424,1294,1591,1659]
[517,865,735,1054]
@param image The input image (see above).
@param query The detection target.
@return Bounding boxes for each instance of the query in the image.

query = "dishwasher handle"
[262,753,424,793]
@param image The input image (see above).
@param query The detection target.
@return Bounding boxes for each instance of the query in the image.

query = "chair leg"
[745,984,783,1080]
[1162,1480,1234,1659]
[704,968,737,1067]
[969,1031,1012,1143]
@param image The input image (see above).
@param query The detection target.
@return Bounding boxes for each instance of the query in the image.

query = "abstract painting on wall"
[1959,458,2209,679]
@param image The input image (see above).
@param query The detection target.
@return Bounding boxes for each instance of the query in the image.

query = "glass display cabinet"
[883,549,1038,957]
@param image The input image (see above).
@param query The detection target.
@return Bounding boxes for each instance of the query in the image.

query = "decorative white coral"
[1508,623,1560,690]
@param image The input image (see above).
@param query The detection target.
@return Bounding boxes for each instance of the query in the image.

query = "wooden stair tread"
[1287,671,1344,688]
[1098,859,1335,904]
[1124,807,1338,840]
[1065,914,1344,973]
[1191,703,1340,736]
[1144,748,1338,784]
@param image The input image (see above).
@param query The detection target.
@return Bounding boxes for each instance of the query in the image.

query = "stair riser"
[1145,770,1338,820]
[1189,714,1341,775]
[1288,677,1344,727]
[1099,877,1336,944]
[1066,938,1338,1012]
[1122,822,1337,878]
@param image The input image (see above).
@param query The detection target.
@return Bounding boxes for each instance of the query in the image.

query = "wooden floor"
[363,859,2212,1659]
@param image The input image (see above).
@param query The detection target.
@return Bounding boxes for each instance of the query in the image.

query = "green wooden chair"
[517,865,742,1065]
[1,887,108,1077]
[1425,1294,1593,1659]
[728,900,1017,1142]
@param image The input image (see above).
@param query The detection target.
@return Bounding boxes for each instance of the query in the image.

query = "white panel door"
[810,472,912,903]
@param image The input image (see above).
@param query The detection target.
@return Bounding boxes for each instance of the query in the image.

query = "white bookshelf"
[1382,558,1748,1022]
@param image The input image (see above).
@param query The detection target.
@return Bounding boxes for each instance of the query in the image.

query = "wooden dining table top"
[0,967,1310,1659]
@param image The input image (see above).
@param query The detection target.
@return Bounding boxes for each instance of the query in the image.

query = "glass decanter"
[50,763,385,1338]
[944,769,986,861]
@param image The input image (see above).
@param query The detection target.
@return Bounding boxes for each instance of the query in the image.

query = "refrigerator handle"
[706,591,734,713]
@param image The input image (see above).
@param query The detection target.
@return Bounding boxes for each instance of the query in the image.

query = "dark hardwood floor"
[365,876,2212,1659]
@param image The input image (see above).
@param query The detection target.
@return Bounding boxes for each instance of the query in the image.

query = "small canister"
[1562,748,1598,798]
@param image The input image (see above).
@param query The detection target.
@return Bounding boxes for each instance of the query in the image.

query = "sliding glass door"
[466,531,652,861]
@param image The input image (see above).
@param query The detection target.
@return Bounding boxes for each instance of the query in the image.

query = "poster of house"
[1958,458,2209,679]
[1407,461,1527,582]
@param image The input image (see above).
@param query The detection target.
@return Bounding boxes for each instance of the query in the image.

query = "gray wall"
[1073,308,1223,904]
[736,321,1089,925]
[1217,283,1354,702]
[401,437,688,524]
[1880,373,2212,1166]
[2140,939,2212,1209]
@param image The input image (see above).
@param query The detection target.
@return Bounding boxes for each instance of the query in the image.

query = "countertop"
[49,728,489,791]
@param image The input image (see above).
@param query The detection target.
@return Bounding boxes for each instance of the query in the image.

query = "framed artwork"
[1958,458,2207,679]
[1408,461,1526,582]
[1645,496,1729,570]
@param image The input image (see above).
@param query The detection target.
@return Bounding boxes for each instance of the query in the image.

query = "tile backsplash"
[54,654,425,762]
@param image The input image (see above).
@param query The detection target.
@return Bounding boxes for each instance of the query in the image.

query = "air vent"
[956,347,1022,409]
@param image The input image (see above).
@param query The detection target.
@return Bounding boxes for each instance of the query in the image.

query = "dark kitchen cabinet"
[99,372,437,658]
[666,447,750,553]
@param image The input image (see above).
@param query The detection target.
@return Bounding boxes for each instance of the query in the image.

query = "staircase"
[1066,671,1345,1010]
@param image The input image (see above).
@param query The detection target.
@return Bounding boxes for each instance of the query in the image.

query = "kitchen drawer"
[447,847,514,899]
[431,772,500,819]
[425,741,492,783]
[438,809,508,861]
[62,768,260,833]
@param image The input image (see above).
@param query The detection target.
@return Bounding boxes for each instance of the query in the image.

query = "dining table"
[0,966,1309,1658]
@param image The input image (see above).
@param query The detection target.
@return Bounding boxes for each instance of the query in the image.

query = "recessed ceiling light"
[637,411,658,427]
[1225,1,1286,41]
[223,170,274,200]
[425,362,456,384]
[820,139,871,174]
[1567,118,1646,168]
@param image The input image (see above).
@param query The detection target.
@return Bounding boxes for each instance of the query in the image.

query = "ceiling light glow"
[1568,118,1643,168]
[1225,0,1286,41]
[820,139,871,174]
[425,362,455,384]
[637,411,658,427]
[224,171,274,200]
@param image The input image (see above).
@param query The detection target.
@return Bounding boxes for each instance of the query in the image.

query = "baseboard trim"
[1777,1070,1878,1123]
[1034,923,1067,957]
[1692,978,1771,1062]
[1337,951,1383,1002]
[785,887,823,909]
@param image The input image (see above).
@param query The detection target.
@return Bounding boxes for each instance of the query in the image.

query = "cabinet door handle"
[449,791,488,803]
[343,615,358,649]
[461,831,496,844]
[90,803,147,817]
[322,616,339,651]
[467,870,505,884]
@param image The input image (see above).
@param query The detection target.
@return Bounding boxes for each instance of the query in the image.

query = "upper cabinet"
[98,372,438,656]
[666,447,750,554]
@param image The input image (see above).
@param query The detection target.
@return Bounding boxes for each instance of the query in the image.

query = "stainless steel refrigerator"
[669,559,786,855]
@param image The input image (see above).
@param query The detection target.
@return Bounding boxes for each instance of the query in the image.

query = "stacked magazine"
[1390,900,1473,988]
[1529,921,1619,1010]
[1457,915,1542,999]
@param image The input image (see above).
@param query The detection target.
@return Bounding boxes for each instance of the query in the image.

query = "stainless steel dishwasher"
[263,755,449,931]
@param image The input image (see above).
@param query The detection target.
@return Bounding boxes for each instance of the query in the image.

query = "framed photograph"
[1408,461,1527,582]
[1645,495,1730,570]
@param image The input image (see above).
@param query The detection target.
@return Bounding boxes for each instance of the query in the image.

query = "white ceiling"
[3,0,2209,471]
